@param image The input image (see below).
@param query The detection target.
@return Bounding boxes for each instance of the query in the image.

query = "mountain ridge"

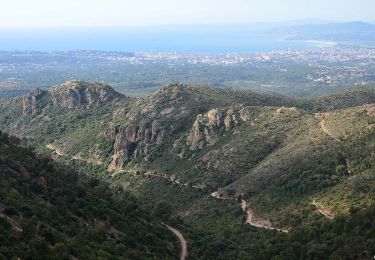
[1,80,375,258]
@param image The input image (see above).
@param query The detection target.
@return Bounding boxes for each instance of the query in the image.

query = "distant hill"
[268,21,375,42]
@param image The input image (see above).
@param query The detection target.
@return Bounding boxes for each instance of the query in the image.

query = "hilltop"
[0,81,375,258]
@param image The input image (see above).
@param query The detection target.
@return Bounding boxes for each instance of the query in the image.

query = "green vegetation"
[182,199,375,259]
[0,131,176,259]
[1,81,375,259]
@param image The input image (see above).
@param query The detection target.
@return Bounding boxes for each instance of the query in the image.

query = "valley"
[0,80,374,259]
[1,0,375,258]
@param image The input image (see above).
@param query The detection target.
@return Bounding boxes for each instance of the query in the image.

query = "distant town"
[0,47,374,98]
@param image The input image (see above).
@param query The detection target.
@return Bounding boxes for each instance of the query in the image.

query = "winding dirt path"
[241,200,289,233]
[46,144,102,165]
[165,224,187,260]
[311,199,335,219]
[316,113,352,173]
[315,113,341,142]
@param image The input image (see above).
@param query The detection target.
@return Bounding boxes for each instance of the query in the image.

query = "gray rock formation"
[48,80,120,108]
[103,124,118,140]
[187,105,248,150]
[111,120,166,169]
[22,88,43,117]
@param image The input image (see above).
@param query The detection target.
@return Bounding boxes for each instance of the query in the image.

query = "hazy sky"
[0,0,374,27]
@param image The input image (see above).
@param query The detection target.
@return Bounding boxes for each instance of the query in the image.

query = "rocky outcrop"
[187,105,248,150]
[103,124,118,140]
[22,88,43,117]
[111,120,166,169]
[22,81,122,116]
[48,80,120,108]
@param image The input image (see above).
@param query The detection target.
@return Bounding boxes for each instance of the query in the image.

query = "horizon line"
[0,19,373,29]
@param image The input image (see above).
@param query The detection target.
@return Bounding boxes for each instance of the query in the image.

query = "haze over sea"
[0,26,317,53]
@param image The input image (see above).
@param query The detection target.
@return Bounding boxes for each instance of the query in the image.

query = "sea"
[0,26,318,53]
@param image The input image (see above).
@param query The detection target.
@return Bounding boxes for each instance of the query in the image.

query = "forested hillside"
[0,131,177,259]
[1,81,374,259]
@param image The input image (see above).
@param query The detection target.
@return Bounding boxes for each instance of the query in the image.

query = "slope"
[0,81,374,230]
[0,130,177,259]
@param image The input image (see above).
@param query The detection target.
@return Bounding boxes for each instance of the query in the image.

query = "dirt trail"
[145,171,206,191]
[316,113,353,175]
[47,144,102,165]
[165,224,187,260]
[0,212,23,232]
[241,200,289,233]
[72,154,103,165]
[311,199,335,219]
[46,144,65,156]
[315,114,341,142]
[210,190,229,200]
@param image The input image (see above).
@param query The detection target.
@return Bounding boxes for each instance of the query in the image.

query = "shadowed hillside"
[1,81,375,259]
[0,131,177,259]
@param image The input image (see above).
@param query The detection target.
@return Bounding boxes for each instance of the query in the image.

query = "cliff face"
[110,101,251,170]
[48,81,120,108]
[187,105,249,150]
[21,81,122,117]
[111,120,166,169]
[22,88,44,117]
[109,85,198,170]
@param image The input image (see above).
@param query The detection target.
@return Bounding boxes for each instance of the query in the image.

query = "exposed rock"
[160,107,175,116]
[22,88,43,116]
[152,120,165,144]
[276,106,298,114]
[49,80,120,109]
[112,108,129,120]
[224,109,239,129]
[187,105,248,150]
[111,120,166,169]
[103,124,118,140]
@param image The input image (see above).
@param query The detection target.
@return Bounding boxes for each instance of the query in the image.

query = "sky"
[0,0,374,28]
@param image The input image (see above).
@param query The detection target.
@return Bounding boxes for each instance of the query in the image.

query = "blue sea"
[0,26,315,53]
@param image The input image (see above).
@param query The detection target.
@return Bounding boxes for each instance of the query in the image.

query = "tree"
[153,202,172,220]
[335,165,347,176]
